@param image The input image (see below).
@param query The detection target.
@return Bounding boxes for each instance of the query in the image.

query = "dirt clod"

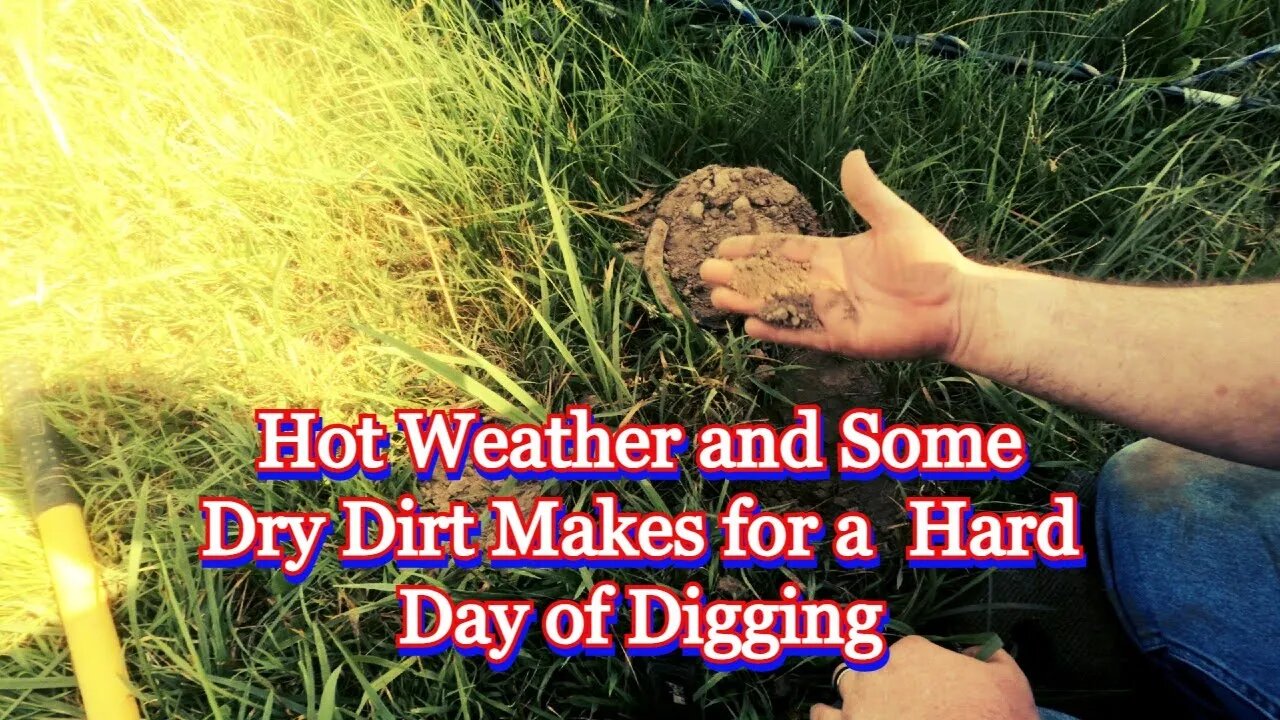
[646,165,820,325]
[422,466,540,554]
[758,300,811,328]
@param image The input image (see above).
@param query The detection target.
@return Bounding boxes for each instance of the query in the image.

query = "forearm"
[948,265,1280,469]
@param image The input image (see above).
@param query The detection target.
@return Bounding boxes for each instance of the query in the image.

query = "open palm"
[699,150,975,361]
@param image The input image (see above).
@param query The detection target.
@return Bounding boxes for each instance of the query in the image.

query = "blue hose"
[1174,44,1280,87]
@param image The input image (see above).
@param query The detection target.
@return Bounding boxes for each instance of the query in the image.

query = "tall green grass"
[1,0,1276,717]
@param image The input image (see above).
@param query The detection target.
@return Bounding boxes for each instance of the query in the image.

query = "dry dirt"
[644,165,821,325]
[421,465,541,552]
[724,235,845,329]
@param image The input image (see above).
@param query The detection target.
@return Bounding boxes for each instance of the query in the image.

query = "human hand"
[812,635,1039,720]
[699,150,980,361]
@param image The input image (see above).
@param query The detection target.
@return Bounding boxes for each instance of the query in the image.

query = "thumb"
[840,150,920,229]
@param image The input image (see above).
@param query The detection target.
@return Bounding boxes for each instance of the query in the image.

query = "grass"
[1,0,1277,717]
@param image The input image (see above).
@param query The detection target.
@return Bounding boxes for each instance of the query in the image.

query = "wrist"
[942,261,1017,368]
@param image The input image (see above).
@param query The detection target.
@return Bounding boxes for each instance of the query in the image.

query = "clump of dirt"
[420,466,540,553]
[645,165,820,325]
[622,166,895,528]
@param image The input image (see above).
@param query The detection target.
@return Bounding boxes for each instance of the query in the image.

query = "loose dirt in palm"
[645,165,821,325]
[724,236,846,329]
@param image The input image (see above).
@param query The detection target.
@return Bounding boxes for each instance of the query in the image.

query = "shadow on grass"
[0,367,249,713]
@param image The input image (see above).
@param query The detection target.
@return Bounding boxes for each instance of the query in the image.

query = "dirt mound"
[647,165,820,325]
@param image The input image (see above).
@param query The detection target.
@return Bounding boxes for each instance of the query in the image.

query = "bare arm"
[701,150,1280,469]
[951,268,1280,469]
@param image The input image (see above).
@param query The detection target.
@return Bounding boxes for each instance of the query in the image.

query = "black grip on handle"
[2,361,80,515]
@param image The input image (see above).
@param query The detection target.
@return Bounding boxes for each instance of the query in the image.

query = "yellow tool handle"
[3,361,141,720]
[36,504,140,719]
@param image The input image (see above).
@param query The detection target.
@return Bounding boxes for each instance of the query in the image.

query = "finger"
[984,649,1017,668]
[709,287,764,315]
[744,317,831,350]
[833,663,860,703]
[809,703,842,720]
[840,149,919,229]
[714,233,808,260]
[961,646,1031,691]
[699,258,735,286]
[713,235,760,259]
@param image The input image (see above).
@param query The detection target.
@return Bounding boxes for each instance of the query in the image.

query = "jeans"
[1041,439,1280,720]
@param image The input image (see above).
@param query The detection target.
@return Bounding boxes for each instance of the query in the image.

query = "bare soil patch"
[421,466,541,550]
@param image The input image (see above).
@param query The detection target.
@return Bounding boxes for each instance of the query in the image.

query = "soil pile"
[647,165,820,325]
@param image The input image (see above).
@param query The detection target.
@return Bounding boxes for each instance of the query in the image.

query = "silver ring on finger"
[831,662,852,690]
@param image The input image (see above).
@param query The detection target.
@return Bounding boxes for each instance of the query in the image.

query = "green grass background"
[1,0,1277,717]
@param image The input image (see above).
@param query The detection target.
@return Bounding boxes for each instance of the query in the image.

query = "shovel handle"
[3,361,141,720]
